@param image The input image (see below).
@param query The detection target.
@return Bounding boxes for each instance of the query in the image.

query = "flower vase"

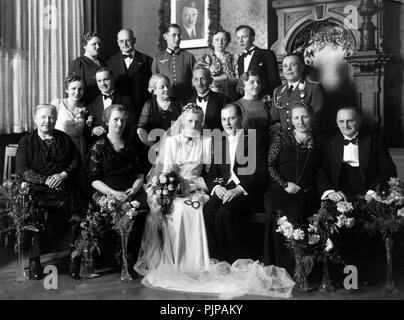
[293,250,310,292]
[319,252,334,292]
[15,231,28,283]
[80,247,97,279]
[120,232,132,282]
[381,235,399,294]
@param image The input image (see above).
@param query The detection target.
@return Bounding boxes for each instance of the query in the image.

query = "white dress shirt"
[123,52,134,69]
[102,91,114,109]
[243,46,255,73]
[184,25,196,39]
[287,80,300,93]
[342,133,359,167]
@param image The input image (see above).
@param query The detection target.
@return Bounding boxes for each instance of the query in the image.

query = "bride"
[135,104,294,298]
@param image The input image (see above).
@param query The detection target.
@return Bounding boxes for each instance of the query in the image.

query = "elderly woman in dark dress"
[69,32,106,104]
[86,104,147,277]
[137,74,182,172]
[16,104,81,280]
[264,102,323,275]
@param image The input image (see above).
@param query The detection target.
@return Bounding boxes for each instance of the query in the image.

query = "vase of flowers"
[71,205,105,279]
[99,195,140,282]
[15,230,28,282]
[358,177,404,294]
[0,178,39,283]
[308,200,355,292]
[276,215,313,292]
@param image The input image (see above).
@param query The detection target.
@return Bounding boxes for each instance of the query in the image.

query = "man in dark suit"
[236,25,281,97]
[184,66,230,130]
[180,1,204,40]
[317,106,397,284]
[270,52,324,135]
[203,104,264,264]
[107,29,152,118]
[86,67,137,147]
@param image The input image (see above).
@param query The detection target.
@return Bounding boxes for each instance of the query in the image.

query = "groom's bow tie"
[197,95,208,103]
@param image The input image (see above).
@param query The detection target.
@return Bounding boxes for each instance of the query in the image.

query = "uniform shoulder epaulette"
[307,79,320,84]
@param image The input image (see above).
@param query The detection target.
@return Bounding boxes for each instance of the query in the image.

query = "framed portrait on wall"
[170,0,209,49]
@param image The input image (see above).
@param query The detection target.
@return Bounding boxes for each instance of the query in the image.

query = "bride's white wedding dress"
[135,133,295,299]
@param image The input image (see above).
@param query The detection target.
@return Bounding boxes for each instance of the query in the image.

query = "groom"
[203,103,264,264]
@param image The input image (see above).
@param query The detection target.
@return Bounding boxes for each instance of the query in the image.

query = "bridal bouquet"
[307,200,355,291]
[276,215,313,291]
[145,172,181,218]
[355,177,404,293]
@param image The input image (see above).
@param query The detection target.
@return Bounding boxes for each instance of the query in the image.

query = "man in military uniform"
[151,23,195,100]
[270,52,324,135]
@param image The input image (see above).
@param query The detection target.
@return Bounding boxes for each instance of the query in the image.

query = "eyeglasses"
[184,199,201,209]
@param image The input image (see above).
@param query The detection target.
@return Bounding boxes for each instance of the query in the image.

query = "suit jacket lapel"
[331,135,344,186]
[248,48,260,71]
[127,51,145,78]
[237,56,244,75]
[358,133,370,181]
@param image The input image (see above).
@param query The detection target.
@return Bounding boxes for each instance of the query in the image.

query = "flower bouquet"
[276,215,313,292]
[98,194,140,282]
[356,178,404,294]
[307,200,355,292]
[0,178,40,282]
[145,172,181,218]
[71,205,107,279]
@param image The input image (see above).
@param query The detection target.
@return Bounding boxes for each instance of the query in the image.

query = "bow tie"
[103,94,113,100]
[343,138,357,146]
[122,53,133,59]
[197,95,208,103]
[242,49,254,58]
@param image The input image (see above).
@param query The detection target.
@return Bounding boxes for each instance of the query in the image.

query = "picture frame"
[158,0,221,51]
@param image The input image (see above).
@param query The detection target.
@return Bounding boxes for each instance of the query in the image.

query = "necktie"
[287,85,294,97]
[343,138,357,146]
[197,95,208,103]
[103,94,113,100]
[122,53,133,59]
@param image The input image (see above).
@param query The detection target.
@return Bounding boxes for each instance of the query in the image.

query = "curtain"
[0,0,84,134]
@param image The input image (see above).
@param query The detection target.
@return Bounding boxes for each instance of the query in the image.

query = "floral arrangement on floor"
[145,172,181,218]
[307,199,355,291]
[276,215,313,291]
[0,178,40,248]
[0,177,43,282]
[355,177,404,293]
[70,204,107,260]
[98,194,140,282]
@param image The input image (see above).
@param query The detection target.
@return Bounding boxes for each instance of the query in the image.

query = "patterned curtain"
[0,0,84,134]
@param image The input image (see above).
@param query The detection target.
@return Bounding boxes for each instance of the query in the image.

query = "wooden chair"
[3,144,18,182]
[248,211,271,265]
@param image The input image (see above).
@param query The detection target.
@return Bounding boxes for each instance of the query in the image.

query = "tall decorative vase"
[381,235,399,294]
[80,247,97,279]
[319,252,334,292]
[293,248,310,292]
[15,230,28,283]
[120,232,132,282]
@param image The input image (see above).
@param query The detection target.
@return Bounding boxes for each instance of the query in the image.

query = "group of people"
[14,22,397,296]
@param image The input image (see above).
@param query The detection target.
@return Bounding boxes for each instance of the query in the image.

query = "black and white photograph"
[1,0,404,308]
[171,0,209,48]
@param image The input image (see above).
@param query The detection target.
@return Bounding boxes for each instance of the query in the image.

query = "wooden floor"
[1,251,404,301]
